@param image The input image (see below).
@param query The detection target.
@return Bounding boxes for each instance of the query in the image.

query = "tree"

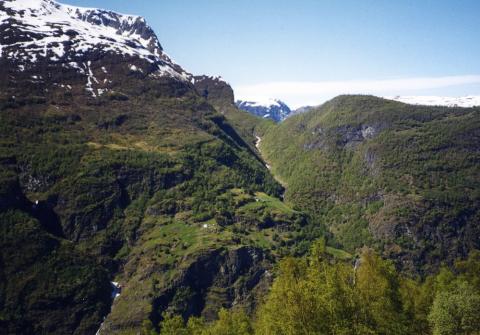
[355,249,409,335]
[206,308,253,335]
[255,257,310,335]
[399,276,434,335]
[159,309,252,335]
[455,249,480,290]
[428,280,480,335]
[186,316,208,334]
[159,313,189,335]
[142,319,158,335]
[255,240,358,335]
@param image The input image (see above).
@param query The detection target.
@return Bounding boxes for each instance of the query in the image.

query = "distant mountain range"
[236,95,480,123]
[235,95,480,123]
[235,99,292,122]
[385,95,480,108]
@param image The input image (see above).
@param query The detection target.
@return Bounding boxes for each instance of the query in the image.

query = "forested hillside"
[147,96,480,335]
[259,95,480,274]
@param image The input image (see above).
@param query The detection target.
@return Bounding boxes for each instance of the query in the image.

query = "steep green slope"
[0,206,111,334]
[0,2,320,333]
[0,74,313,333]
[260,95,480,273]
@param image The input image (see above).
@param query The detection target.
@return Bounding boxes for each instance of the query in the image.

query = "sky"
[62,0,480,108]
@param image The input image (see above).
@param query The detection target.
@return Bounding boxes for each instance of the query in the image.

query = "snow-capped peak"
[0,0,190,81]
[235,99,292,122]
[239,98,282,108]
[385,95,480,108]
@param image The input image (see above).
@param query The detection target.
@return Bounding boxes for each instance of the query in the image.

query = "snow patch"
[97,88,108,96]
[129,64,143,73]
[385,95,480,108]
[84,61,99,97]
[242,98,281,108]
[111,281,121,299]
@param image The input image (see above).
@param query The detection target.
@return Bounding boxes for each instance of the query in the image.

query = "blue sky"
[62,0,480,107]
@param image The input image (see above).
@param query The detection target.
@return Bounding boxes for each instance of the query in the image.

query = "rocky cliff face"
[194,75,234,105]
[99,246,272,333]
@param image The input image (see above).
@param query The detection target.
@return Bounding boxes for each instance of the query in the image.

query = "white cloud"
[234,75,480,108]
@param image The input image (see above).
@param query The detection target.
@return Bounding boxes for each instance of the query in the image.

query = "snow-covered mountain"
[235,99,292,122]
[0,0,191,98]
[385,95,480,108]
